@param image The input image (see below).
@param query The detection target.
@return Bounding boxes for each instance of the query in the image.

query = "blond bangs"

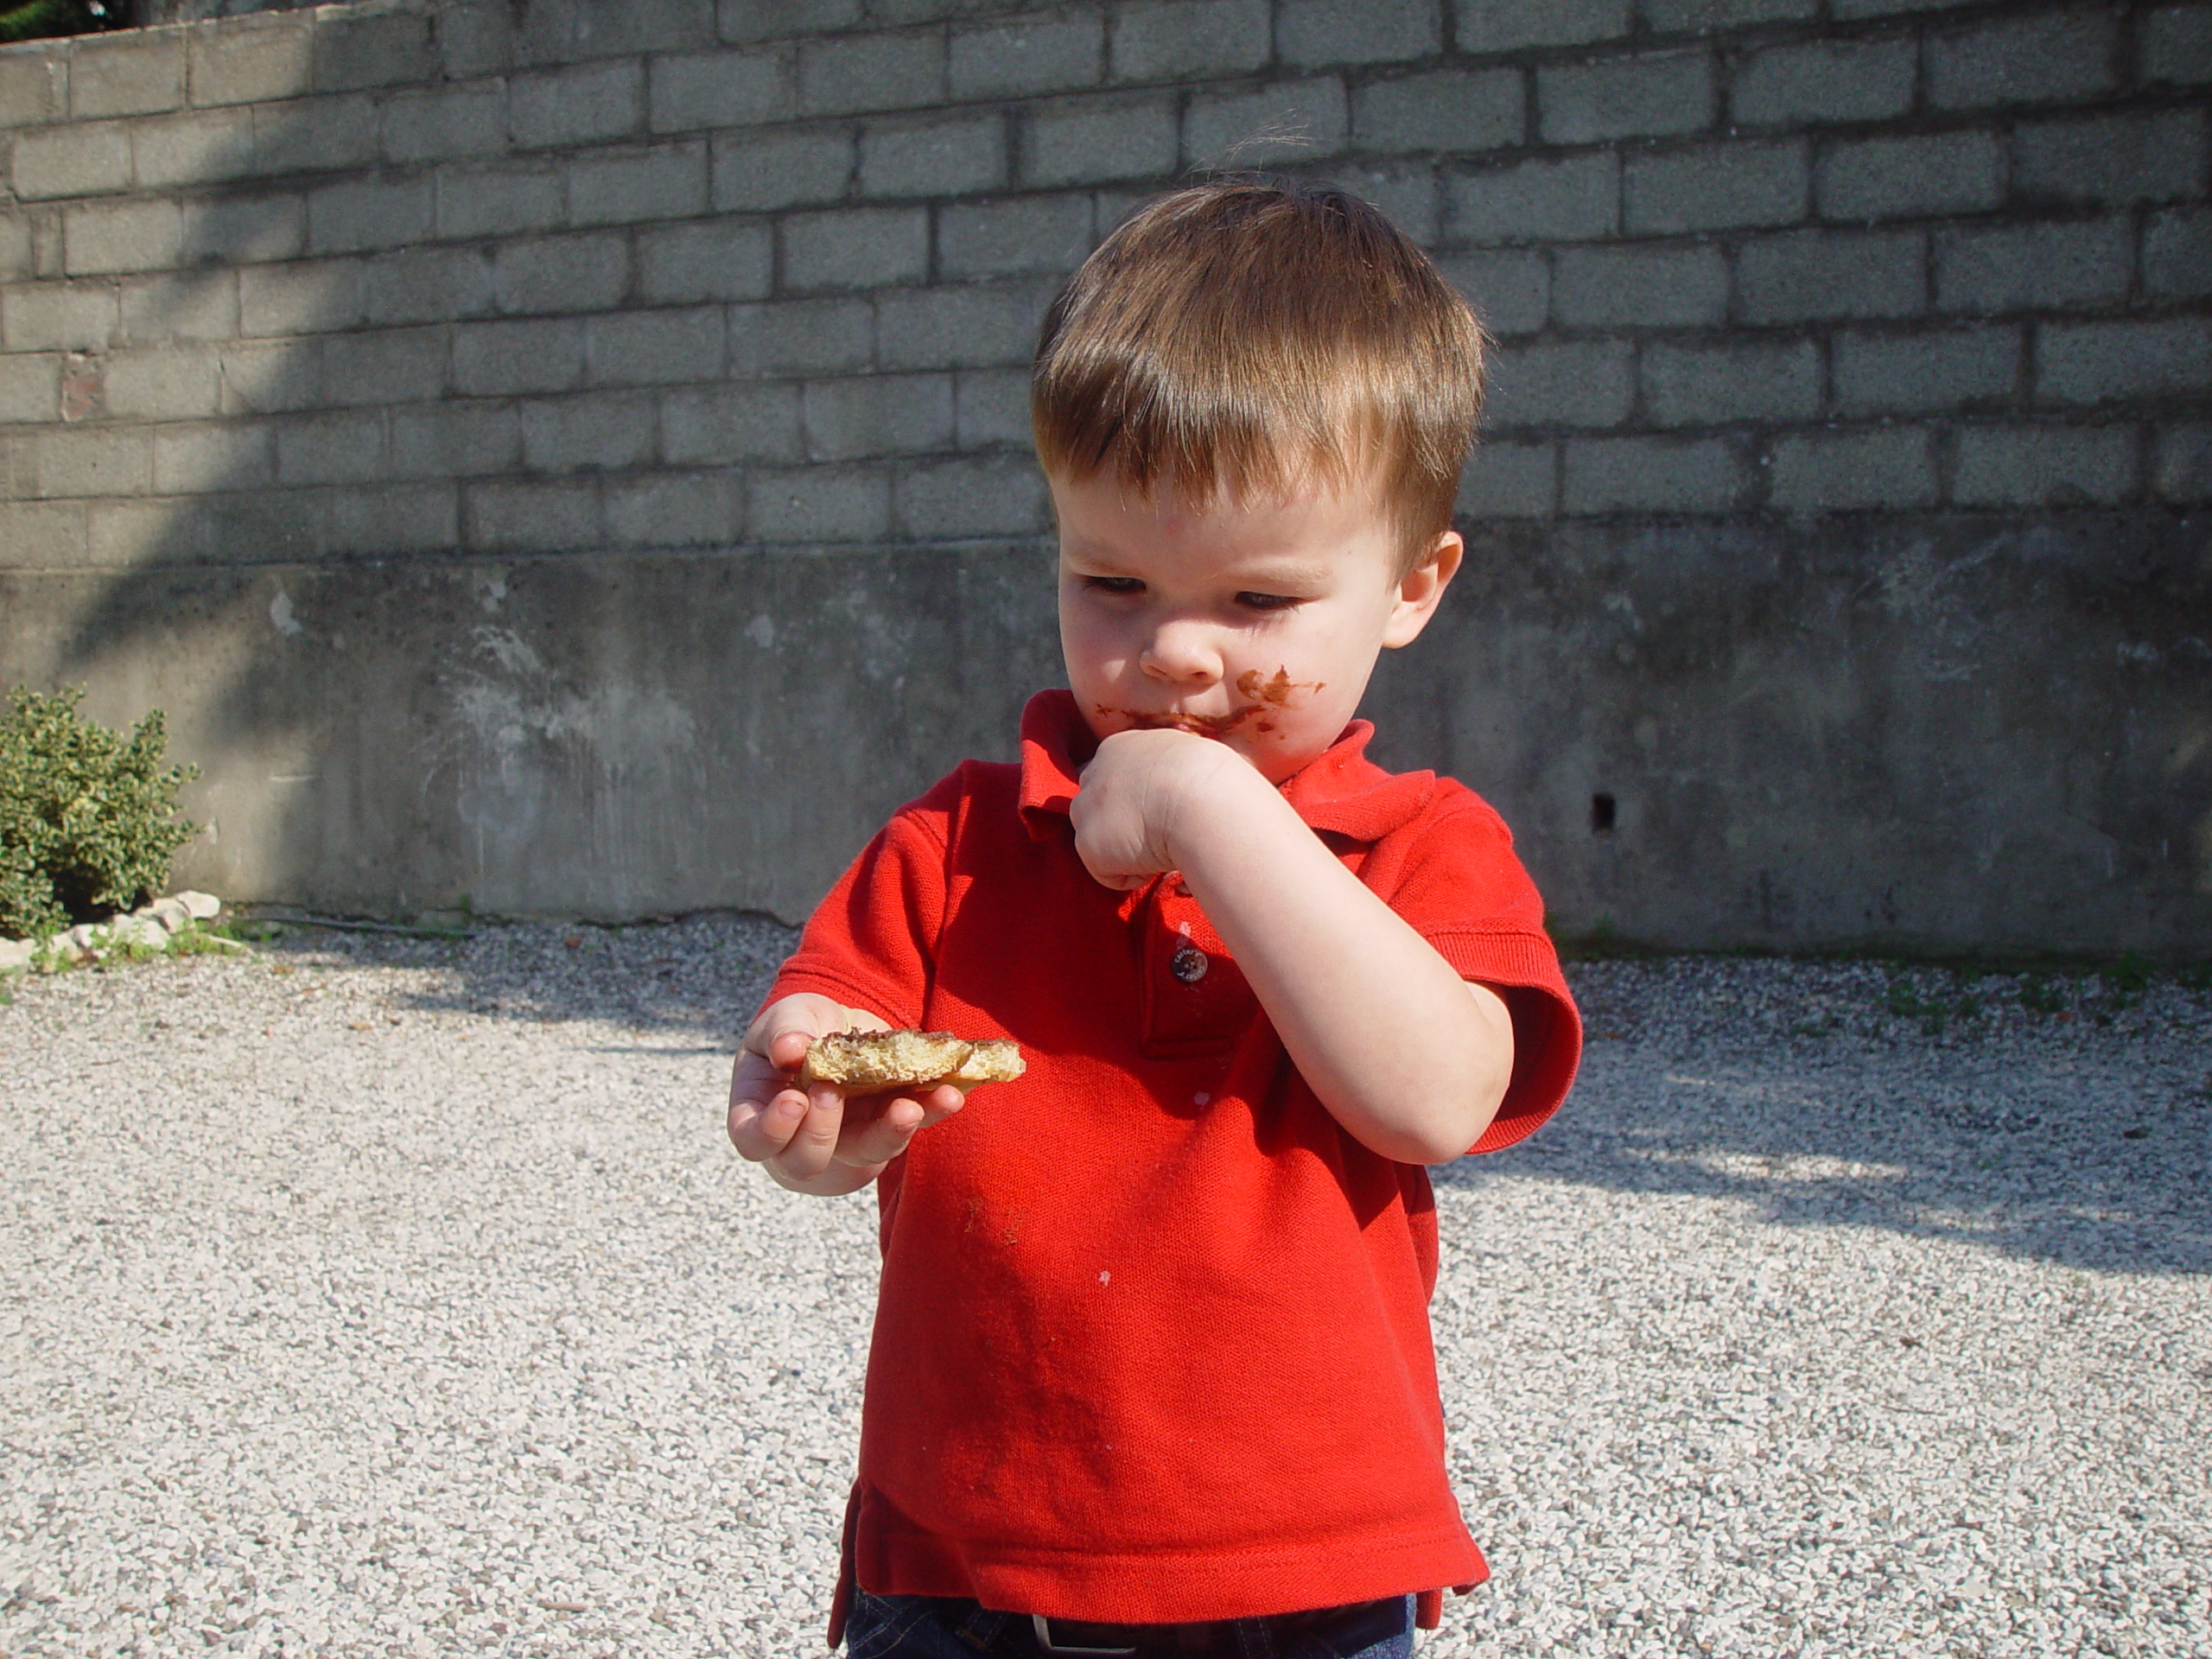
[1032,182,1485,569]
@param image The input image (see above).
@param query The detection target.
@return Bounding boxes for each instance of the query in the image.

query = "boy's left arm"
[1071,727,1516,1165]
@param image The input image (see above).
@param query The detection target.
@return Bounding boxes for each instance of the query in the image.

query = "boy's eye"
[1085,576,1145,595]
[1236,591,1300,612]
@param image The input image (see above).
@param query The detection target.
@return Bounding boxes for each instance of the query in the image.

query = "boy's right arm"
[728,993,967,1197]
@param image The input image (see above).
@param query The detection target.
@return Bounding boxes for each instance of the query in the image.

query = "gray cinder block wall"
[0,0,2206,956]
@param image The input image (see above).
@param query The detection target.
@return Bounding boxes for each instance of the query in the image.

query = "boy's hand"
[1076,725,1517,1165]
[1071,727,1266,890]
[728,993,966,1196]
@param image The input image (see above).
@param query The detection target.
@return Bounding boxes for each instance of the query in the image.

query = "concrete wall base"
[4,507,2206,957]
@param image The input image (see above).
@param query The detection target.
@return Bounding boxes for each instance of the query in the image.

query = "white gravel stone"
[1,931,2206,1657]
[146,898,194,936]
[103,915,170,951]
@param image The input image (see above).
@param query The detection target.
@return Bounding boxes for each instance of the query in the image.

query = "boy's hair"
[1032,180,1486,571]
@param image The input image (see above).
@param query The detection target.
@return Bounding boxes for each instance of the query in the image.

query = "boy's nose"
[1139,623,1224,686]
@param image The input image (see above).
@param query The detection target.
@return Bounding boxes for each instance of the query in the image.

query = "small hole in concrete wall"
[1591,792,1616,835]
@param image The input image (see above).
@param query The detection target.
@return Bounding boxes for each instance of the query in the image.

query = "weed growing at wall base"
[0,686,200,943]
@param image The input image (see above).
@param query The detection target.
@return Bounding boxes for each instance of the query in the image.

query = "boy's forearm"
[1170,772,1514,1164]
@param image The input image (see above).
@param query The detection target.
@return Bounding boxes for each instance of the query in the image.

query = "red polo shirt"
[768,690,1580,1636]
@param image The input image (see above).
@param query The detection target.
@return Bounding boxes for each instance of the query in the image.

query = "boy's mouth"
[1098,668,1323,739]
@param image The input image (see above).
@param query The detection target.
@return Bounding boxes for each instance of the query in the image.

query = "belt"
[1029,1599,1390,1656]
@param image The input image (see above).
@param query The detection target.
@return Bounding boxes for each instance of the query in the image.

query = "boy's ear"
[1382,530,1464,649]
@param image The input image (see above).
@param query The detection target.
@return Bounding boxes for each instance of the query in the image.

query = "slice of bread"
[799,1029,1026,1094]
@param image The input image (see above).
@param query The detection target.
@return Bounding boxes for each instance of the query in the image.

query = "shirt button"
[1170,944,1209,983]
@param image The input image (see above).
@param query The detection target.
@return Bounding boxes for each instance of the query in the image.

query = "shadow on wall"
[13,110,1064,925]
[45,532,1062,924]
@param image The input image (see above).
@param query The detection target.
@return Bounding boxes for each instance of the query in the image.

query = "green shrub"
[0,686,200,942]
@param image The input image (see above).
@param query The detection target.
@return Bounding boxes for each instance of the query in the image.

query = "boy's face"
[1051,466,1461,785]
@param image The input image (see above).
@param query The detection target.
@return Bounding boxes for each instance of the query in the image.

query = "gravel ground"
[2,918,2207,1658]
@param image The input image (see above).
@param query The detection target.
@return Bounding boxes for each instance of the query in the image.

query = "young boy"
[728,181,1581,1657]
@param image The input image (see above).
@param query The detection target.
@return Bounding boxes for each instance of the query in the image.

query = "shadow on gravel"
[245,912,799,1044]
[1443,1053,2212,1277]
[248,922,2211,1275]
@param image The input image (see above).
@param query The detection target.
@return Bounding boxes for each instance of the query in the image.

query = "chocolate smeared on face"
[1236,666,1315,706]
[1096,666,1325,740]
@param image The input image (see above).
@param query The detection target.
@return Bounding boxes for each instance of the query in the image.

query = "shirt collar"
[1016,688,1435,844]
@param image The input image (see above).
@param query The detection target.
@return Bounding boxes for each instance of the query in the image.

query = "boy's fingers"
[1074,853,1147,892]
[842,1088,943,1163]
[857,1084,967,1157]
[731,1020,966,1175]
[728,1052,780,1136]
[827,1083,967,1167]
[727,1079,809,1163]
[767,1084,849,1182]
[766,1026,815,1072]
[752,1005,893,1074]
[836,1095,925,1167]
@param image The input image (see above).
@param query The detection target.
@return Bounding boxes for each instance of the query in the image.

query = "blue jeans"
[843,1590,1415,1659]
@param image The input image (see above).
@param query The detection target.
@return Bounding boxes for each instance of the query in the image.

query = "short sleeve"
[1363,784,1582,1154]
[762,778,960,1029]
